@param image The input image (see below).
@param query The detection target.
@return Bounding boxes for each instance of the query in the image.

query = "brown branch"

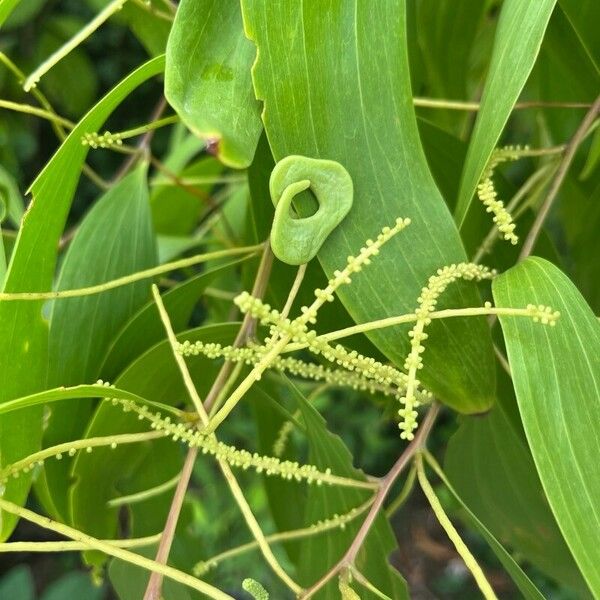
[143,242,273,600]
[110,96,167,184]
[142,447,198,600]
[300,403,440,599]
[519,94,600,259]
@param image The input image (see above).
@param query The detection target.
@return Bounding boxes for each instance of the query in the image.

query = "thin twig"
[300,404,440,599]
[519,94,600,259]
[144,244,275,599]
[0,498,234,600]
[416,453,498,599]
[413,97,593,112]
[0,244,262,301]
[110,97,168,184]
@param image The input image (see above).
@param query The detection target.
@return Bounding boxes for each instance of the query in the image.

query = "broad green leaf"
[70,323,239,558]
[249,381,306,565]
[445,369,588,593]
[120,1,171,57]
[101,260,243,379]
[580,126,600,181]
[165,0,262,168]
[289,381,408,599]
[242,0,495,414]
[455,0,556,225]
[493,257,600,594]
[558,0,600,70]
[40,164,157,520]
[415,0,485,132]
[557,177,600,313]
[40,572,104,600]
[426,457,546,600]
[151,156,224,236]
[0,55,165,540]
[535,7,599,144]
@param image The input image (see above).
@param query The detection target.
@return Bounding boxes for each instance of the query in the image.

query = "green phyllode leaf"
[39,164,157,521]
[445,369,589,594]
[0,55,165,540]
[557,0,600,71]
[242,0,495,415]
[493,257,600,594]
[455,0,557,226]
[289,380,408,599]
[165,0,262,168]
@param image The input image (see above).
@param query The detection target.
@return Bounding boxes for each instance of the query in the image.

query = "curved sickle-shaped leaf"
[454,0,556,226]
[493,257,600,594]
[0,55,165,540]
[242,0,495,415]
[165,0,262,168]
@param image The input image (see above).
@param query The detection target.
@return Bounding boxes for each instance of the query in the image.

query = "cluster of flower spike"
[399,263,497,439]
[179,218,439,439]
[176,339,420,400]
[477,145,527,245]
[81,130,123,149]
[111,398,340,486]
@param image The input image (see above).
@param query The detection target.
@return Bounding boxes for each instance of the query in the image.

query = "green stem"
[286,305,548,350]
[206,334,291,433]
[350,569,393,600]
[152,174,247,187]
[415,454,498,600]
[0,99,74,128]
[0,533,161,553]
[151,284,303,596]
[1,431,165,482]
[0,244,263,301]
[0,498,234,600]
[413,97,592,111]
[23,0,128,91]
[193,498,374,576]
[108,473,180,508]
[87,115,180,145]
[384,464,416,519]
[130,0,174,21]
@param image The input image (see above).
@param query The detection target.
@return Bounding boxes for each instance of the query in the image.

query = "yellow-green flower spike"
[242,578,269,599]
[477,145,526,245]
[399,263,496,440]
[269,155,353,265]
